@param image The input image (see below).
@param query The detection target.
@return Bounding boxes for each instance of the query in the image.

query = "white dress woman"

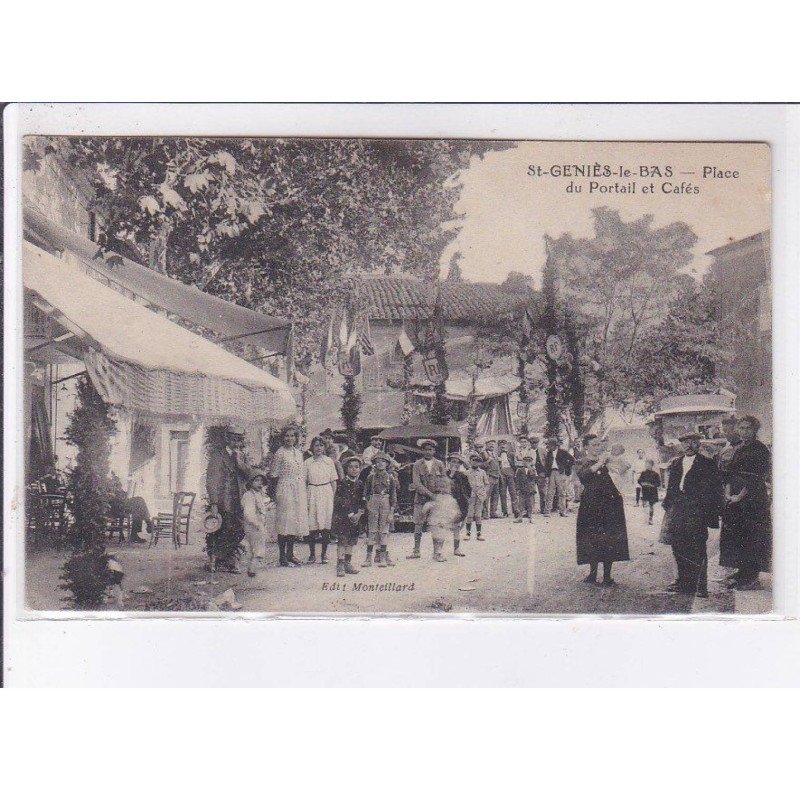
[304,437,339,563]
[270,429,309,566]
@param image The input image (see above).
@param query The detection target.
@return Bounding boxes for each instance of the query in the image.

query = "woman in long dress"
[305,436,339,564]
[721,415,771,589]
[270,426,309,567]
[576,434,630,585]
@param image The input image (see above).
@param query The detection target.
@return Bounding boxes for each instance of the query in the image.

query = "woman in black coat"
[721,415,771,588]
[576,434,630,585]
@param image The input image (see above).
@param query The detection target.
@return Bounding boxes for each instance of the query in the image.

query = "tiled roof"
[360,274,530,323]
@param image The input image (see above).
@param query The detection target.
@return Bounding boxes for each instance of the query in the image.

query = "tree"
[621,275,734,413]
[340,375,362,436]
[24,137,512,370]
[444,252,465,283]
[59,377,119,609]
[549,207,698,431]
[501,270,535,296]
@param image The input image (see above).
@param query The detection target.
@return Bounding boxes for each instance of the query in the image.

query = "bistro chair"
[105,513,131,544]
[150,491,196,549]
[39,493,68,548]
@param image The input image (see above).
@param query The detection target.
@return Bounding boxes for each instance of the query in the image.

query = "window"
[362,353,387,391]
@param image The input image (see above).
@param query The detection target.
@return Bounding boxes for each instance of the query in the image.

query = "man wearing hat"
[407,439,447,558]
[481,440,502,518]
[205,427,253,573]
[362,451,398,567]
[465,453,489,539]
[659,432,722,598]
[531,435,550,514]
[362,435,384,467]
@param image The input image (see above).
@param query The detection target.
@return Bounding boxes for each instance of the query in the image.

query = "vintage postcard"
[15,133,772,616]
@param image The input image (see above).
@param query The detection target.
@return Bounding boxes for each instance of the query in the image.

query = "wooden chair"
[105,513,131,543]
[39,493,68,547]
[150,491,196,549]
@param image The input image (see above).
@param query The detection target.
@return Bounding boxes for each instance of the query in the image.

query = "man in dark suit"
[481,441,502,518]
[660,432,722,598]
[531,435,549,514]
[544,438,576,517]
[497,440,519,518]
[206,428,252,573]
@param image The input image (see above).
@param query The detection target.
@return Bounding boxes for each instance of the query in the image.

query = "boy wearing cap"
[465,453,489,540]
[408,439,447,559]
[362,452,398,567]
[332,456,366,577]
[446,453,471,557]
[514,455,538,523]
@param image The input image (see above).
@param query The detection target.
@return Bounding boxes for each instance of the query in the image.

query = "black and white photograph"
[14,134,772,616]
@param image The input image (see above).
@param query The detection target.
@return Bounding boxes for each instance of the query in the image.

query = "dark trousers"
[519,490,535,519]
[534,476,548,513]
[672,531,708,594]
[499,469,519,516]
[486,476,500,517]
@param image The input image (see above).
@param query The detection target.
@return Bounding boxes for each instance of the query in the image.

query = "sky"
[440,141,771,286]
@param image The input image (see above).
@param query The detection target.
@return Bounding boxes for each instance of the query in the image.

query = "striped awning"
[24,241,296,425]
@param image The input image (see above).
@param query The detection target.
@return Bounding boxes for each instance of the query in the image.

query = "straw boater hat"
[203,509,223,533]
[372,452,391,465]
[342,455,363,469]
[417,439,437,449]
[448,453,469,468]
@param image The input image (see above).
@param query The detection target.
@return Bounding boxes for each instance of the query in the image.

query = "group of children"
[238,434,665,580]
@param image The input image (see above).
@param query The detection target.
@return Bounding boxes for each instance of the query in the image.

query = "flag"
[320,313,335,367]
[338,310,348,350]
[521,307,535,340]
[358,315,375,356]
[397,326,415,357]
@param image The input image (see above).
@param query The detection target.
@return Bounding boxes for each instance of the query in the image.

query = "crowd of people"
[201,414,771,596]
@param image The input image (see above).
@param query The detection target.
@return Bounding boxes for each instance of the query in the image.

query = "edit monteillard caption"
[321,581,417,592]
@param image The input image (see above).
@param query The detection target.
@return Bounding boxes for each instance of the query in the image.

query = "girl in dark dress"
[576,435,630,585]
[722,415,771,589]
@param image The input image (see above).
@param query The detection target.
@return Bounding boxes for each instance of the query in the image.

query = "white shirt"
[499,452,511,469]
[679,455,696,492]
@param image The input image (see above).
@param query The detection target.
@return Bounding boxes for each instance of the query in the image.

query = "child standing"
[465,453,489,540]
[637,459,661,524]
[420,477,462,562]
[514,455,538,523]
[332,456,365,577]
[242,474,273,578]
[362,452,398,568]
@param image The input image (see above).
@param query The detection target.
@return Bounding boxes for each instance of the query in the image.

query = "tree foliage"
[547,207,699,430]
[620,276,734,413]
[25,137,510,369]
[340,375,362,435]
[60,376,118,609]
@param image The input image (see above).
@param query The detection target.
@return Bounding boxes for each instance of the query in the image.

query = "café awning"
[24,241,296,425]
[24,206,292,356]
